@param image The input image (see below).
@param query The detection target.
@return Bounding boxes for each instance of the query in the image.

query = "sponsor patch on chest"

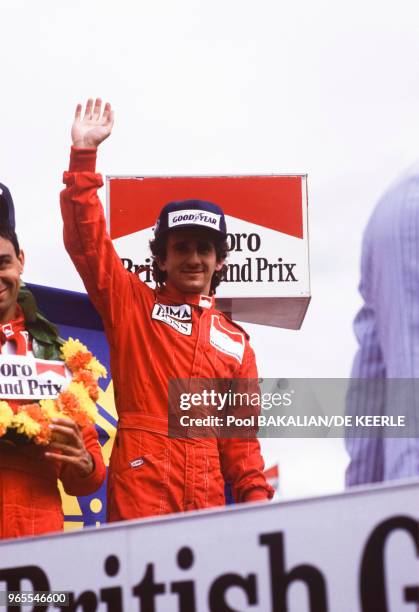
[152,303,192,336]
[210,315,245,364]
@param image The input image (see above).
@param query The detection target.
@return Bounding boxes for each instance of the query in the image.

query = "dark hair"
[0,227,20,256]
[149,231,228,295]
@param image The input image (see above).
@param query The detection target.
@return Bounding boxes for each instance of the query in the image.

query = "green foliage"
[17,284,64,361]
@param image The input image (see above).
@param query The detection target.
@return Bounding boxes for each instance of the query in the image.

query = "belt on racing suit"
[117,412,219,450]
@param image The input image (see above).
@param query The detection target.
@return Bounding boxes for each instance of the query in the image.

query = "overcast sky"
[1,0,419,498]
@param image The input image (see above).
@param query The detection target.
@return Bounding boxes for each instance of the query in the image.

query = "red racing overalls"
[61,148,274,521]
[0,309,106,539]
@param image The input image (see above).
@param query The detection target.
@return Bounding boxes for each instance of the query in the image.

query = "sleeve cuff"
[243,487,273,502]
[61,459,105,496]
[69,146,97,172]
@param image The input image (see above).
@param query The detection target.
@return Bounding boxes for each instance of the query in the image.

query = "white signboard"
[1,480,418,611]
[0,355,69,400]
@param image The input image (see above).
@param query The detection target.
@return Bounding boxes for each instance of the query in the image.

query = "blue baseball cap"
[154,199,227,238]
[0,183,16,230]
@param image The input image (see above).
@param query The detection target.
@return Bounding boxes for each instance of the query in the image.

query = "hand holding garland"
[45,418,94,477]
[0,338,107,446]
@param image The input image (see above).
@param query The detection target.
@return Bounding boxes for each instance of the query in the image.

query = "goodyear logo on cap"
[168,209,221,230]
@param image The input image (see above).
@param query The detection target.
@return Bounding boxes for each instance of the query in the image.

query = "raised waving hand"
[71,98,114,149]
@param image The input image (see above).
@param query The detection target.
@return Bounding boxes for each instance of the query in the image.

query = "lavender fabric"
[346,166,419,485]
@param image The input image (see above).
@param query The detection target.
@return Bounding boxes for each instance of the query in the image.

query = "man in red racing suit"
[60,98,274,522]
[0,183,106,539]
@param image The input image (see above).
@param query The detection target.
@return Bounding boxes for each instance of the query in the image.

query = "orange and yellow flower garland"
[0,338,107,445]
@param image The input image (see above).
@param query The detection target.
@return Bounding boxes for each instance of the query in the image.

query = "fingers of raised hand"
[107,109,115,130]
[77,98,112,125]
[74,103,82,120]
[71,98,113,147]
[93,97,102,120]
[83,98,94,119]
[100,102,113,127]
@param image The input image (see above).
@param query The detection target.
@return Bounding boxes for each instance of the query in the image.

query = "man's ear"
[17,249,25,273]
[215,259,225,272]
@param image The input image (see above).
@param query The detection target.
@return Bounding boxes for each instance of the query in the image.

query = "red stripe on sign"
[36,362,66,376]
[109,176,304,240]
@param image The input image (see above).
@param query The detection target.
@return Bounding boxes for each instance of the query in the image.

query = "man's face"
[158,228,224,295]
[0,237,24,323]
